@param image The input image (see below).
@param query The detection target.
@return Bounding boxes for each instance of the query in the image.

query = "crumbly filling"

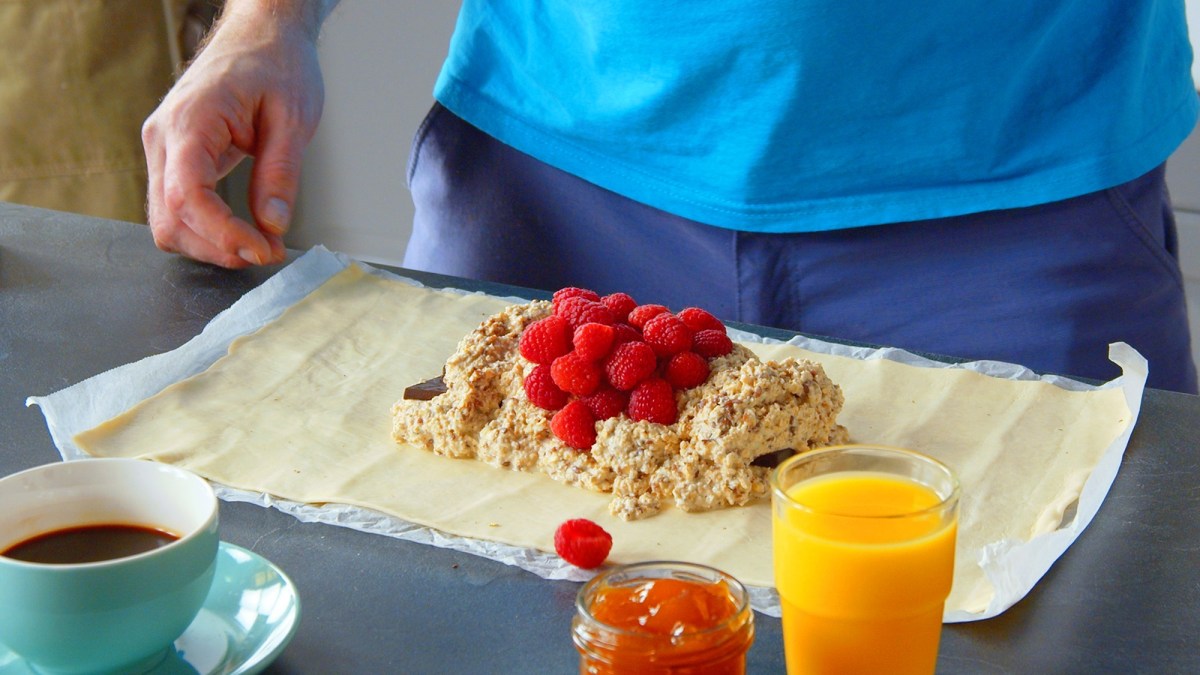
[391,301,848,520]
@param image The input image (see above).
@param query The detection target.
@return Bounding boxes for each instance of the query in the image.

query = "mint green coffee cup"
[0,458,219,674]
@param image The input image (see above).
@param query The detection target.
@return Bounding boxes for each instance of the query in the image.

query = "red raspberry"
[556,297,616,330]
[551,401,597,450]
[627,378,678,424]
[677,307,726,333]
[642,313,693,356]
[551,352,602,396]
[693,329,734,358]
[519,315,572,365]
[627,304,669,329]
[580,386,628,421]
[611,323,642,346]
[573,323,616,361]
[553,518,612,568]
[524,364,569,410]
[601,292,638,322]
[664,352,710,389]
[552,287,600,312]
[603,341,658,391]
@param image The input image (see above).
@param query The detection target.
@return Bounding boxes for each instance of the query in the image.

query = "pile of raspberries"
[518,287,734,450]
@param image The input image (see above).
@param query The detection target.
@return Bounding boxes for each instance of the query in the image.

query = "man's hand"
[142,1,334,268]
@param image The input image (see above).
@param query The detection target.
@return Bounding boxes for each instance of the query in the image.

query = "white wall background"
[284,1,461,266]
[1190,0,1200,84]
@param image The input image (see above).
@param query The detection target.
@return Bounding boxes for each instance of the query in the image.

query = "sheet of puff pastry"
[73,265,1135,619]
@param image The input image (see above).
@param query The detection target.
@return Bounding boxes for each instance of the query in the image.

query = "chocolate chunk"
[751,448,797,468]
[403,375,447,401]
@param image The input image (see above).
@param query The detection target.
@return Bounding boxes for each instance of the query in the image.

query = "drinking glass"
[771,445,959,674]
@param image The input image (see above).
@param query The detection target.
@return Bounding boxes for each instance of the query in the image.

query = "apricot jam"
[572,562,755,674]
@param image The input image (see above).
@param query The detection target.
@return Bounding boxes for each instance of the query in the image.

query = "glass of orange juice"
[770,445,959,675]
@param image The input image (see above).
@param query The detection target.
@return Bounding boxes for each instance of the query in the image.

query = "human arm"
[142,0,340,268]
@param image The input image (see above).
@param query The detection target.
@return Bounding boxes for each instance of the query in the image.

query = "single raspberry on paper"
[557,297,616,330]
[627,378,678,424]
[642,312,693,356]
[627,303,669,329]
[551,400,598,450]
[677,307,726,333]
[664,352,710,390]
[519,315,572,365]
[573,323,616,362]
[551,352,602,396]
[553,287,600,312]
[603,341,658,391]
[581,386,628,421]
[554,518,612,569]
[692,329,734,358]
[600,292,638,323]
[524,364,569,411]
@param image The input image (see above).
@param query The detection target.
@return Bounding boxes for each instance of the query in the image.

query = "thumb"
[249,121,307,237]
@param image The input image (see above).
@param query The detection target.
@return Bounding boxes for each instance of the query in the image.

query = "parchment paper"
[27,247,1145,622]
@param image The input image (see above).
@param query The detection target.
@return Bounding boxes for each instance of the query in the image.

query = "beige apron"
[0,0,200,223]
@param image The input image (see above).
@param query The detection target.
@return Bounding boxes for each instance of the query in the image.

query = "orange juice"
[772,449,959,675]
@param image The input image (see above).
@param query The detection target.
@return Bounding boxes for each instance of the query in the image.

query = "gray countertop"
[2,202,1197,673]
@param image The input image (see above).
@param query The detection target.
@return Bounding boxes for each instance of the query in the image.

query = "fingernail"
[262,197,290,235]
[239,248,263,265]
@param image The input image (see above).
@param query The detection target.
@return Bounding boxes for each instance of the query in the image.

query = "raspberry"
[627,378,678,424]
[519,315,571,365]
[677,307,726,333]
[524,364,569,410]
[556,297,616,330]
[601,292,638,322]
[551,401,598,450]
[664,352,710,389]
[693,329,734,358]
[573,323,616,362]
[551,352,602,396]
[642,312,693,356]
[627,304,669,329]
[611,323,642,346]
[554,518,612,568]
[603,341,658,391]
[581,386,628,421]
[552,287,600,312]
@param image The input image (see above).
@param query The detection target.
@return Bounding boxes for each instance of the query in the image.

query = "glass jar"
[572,561,755,674]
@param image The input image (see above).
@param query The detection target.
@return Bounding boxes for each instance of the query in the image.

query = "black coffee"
[1,524,180,564]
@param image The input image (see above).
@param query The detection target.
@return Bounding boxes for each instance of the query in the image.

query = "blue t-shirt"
[434,1,1198,233]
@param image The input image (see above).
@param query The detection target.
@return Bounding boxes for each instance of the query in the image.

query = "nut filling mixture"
[391,291,848,520]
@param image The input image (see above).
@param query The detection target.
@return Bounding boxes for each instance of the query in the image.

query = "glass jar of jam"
[572,561,755,674]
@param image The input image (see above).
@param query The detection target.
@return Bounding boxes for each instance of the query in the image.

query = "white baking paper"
[26,246,1146,622]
